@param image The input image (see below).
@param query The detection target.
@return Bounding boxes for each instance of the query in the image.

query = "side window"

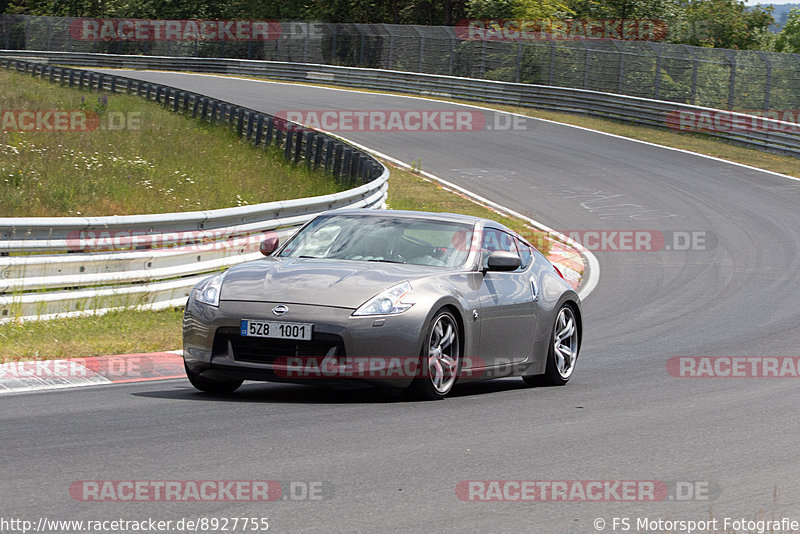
[481,229,520,269]
[516,238,532,269]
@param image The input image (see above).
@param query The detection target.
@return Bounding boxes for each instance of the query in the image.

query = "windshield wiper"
[367,259,406,264]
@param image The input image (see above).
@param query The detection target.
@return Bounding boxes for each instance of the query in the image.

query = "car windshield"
[278,214,475,268]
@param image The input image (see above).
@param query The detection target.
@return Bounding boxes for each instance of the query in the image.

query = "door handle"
[530,277,539,302]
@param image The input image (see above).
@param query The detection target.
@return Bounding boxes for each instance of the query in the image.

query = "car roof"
[327,208,515,233]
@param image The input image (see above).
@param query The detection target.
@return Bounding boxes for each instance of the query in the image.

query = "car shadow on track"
[132,377,533,404]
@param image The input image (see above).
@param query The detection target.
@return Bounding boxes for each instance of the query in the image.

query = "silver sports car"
[183,209,582,400]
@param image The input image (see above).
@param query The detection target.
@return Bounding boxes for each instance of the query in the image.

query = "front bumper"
[184,298,431,389]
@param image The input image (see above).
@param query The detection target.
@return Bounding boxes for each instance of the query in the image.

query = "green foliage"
[775,7,800,53]
[681,0,774,50]
[466,0,517,18]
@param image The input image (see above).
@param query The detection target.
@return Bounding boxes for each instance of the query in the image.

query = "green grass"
[0,68,345,217]
[0,307,184,361]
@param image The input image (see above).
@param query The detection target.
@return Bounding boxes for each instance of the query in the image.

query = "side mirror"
[485,250,521,272]
[260,235,279,256]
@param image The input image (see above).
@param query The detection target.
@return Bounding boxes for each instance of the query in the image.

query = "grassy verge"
[0,308,184,361]
[0,68,345,217]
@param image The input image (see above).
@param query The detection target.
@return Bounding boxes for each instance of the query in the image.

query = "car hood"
[219,257,445,309]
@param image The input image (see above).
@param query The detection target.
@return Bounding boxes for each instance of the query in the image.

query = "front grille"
[213,327,345,365]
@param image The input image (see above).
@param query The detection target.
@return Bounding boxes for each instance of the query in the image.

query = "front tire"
[405,309,461,400]
[185,364,243,394]
[523,304,579,387]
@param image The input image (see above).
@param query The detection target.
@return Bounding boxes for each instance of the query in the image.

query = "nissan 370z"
[182,209,582,400]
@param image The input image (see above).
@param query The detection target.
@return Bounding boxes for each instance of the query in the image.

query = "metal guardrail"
[0,57,389,322]
[3,50,799,158]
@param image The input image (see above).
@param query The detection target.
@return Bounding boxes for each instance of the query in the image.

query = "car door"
[476,229,539,368]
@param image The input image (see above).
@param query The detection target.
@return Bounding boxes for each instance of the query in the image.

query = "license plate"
[241,320,313,341]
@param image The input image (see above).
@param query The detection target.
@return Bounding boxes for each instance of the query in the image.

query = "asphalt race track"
[2,71,800,533]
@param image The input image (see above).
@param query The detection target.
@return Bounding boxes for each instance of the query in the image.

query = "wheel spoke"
[556,318,574,342]
[432,359,444,387]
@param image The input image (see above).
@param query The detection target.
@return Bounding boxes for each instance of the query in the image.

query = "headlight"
[353,281,414,316]
[194,272,226,307]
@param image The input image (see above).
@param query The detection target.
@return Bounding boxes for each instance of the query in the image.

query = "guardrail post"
[333,144,343,177]
[305,131,315,168]
[68,70,75,87]
[294,130,303,164]
[201,98,209,120]
[237,109,245,136]
[254,114,264,145]
[355,156,364,184]
[211,101,219,123]
[245,111,254,139]
[342,148,352,182]
[323,139,334,171]
[275,119,284,146]
[173,90,180,112]
[314,136,324,169]
[78,71,86,89]
[192,95,200,118]
[284,127,294,160]
[110,77,116,93]
[126,79,132,94]
[265,117,274,145]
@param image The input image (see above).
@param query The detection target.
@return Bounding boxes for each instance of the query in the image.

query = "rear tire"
[523,304,579,387]
[405,309,461,401]
[185,364,243,394]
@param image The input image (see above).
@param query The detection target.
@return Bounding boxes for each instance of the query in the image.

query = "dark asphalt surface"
[2,71,799,533]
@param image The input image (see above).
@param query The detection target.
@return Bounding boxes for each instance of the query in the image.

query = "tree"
[680,0,773,50]
[775,7,800,53]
